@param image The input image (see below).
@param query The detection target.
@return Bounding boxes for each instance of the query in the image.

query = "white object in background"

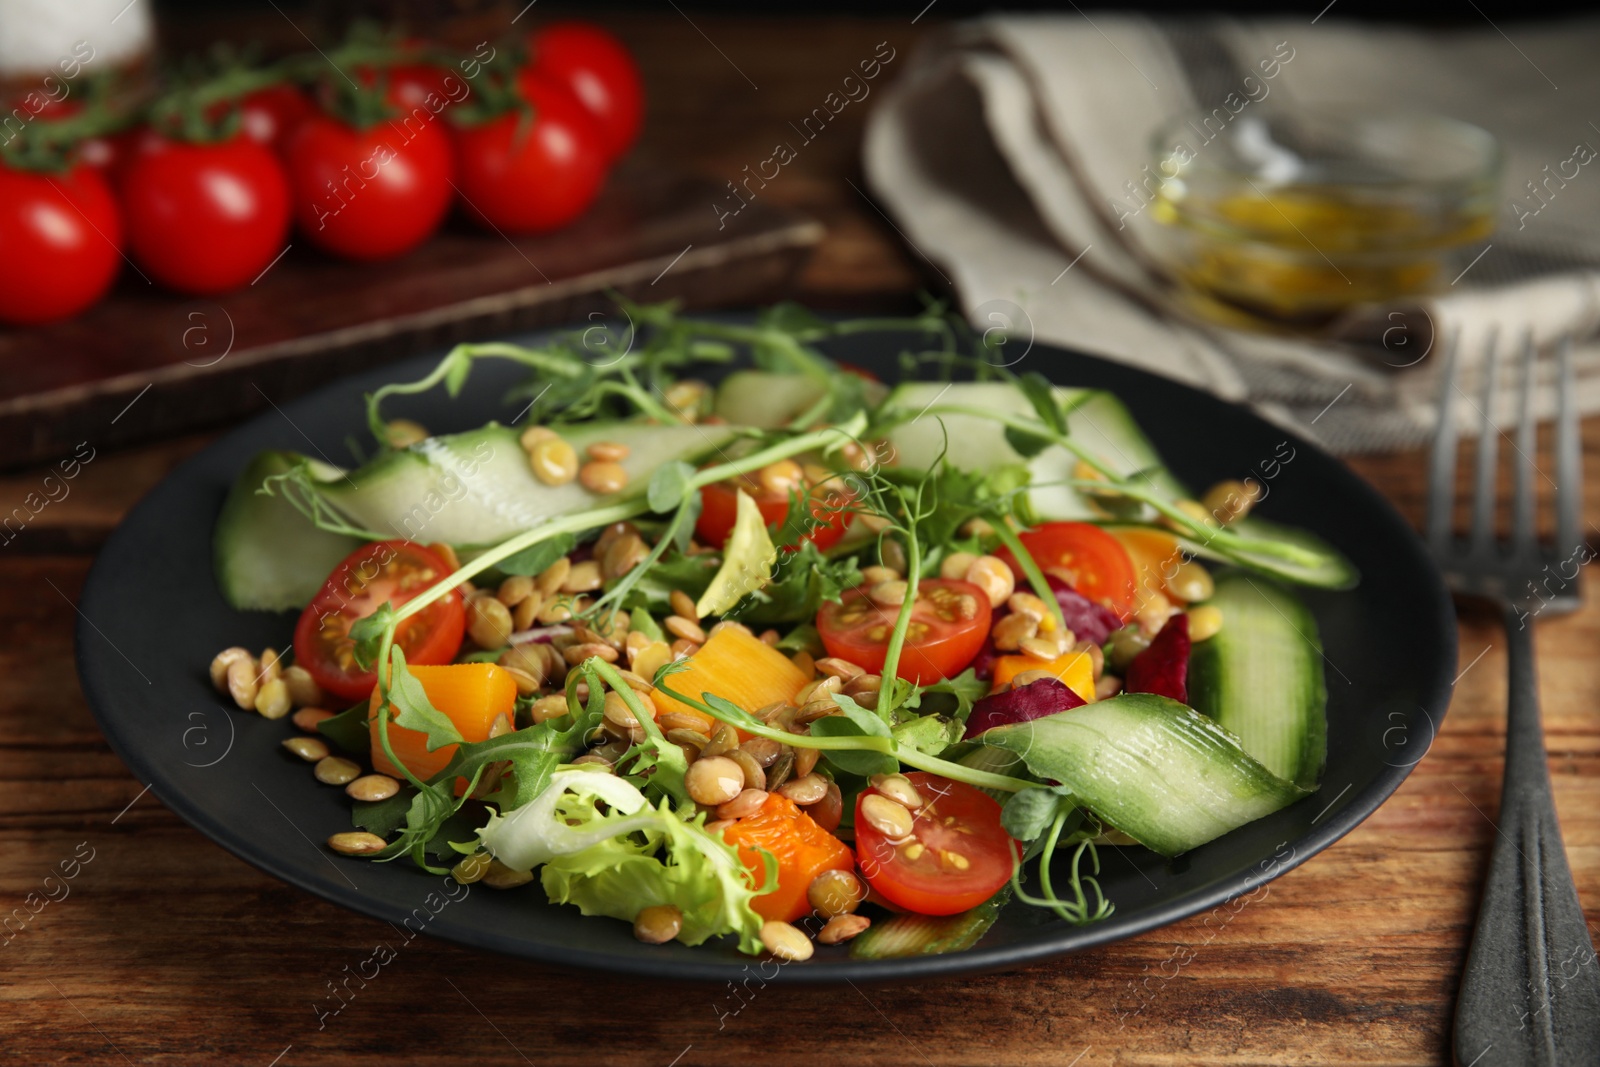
[0,0,152,79]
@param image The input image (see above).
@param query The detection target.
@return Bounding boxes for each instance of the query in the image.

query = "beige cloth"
[864,16,1600,453]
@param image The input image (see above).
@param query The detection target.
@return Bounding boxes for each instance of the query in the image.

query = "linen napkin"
[863,15,1600,453]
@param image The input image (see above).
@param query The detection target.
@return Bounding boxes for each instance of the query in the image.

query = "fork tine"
[1427,328,1463,548]
[1511,332,1538,555]
[1555,334,1582,555]
[1469,327,1501,558]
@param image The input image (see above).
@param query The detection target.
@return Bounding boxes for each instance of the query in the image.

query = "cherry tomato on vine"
[384,63,457,112]
[524,21,642,162]
[695,470,851,553]
[854,773,1019,915]
[996,522,1138,620]
[293,540,466,703]
[238,85,316,152]
[119,133,291,295]
[816,578,992,685]
[0,160,122,325]
[452,76,606,234]
[283,112,454,261]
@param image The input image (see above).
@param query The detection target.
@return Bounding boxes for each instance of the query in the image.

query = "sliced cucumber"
[1188,571,1327,789]
[216,421,738,612]
[714,370,887,429]
[980,693,1309,856]
[321,421,737,548]
[882,382,1186,520]
[214,450,362,612]
[848,896,1004,959]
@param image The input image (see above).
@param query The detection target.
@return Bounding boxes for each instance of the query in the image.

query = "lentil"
[225,656,259,710]
[466,596,514,649]
[817,914,871,945]
[725,748,767,792]
[701,724,739,759]
[860,793,914,839]
[991,612,1038,652]
[633,904,682,944]
[776,772,827,805]
[497,574,535,606]
[209,647,252,691]
[760,920,814,961]
[869,773,924,810]
[630,641,672,683]
[1187,604,1224,642]
[859,565,900,585]
[939,551,978,581]
[282,665,323,708]
[807,869,866,917]
[384,419,428,448]
[588,440,630,463]
[283,736,329,762]
[1167,560,1215,603]
[668,589,698,622]
[529,435,579,485]
[482,860,535,889]
[1106,626,1151,671]
[1096,674,1124,700]
[1202,479,1256,525]
[346,774,400,802]
[757,459,804,496]
[314,757,361,786]
[452,852,491,884]
[254,678,292,719]
[664,615,707,644]
[965,555,1015,607]
[716,788,768,821]
[564,641,618,665]
[685,756,745,806]
[562,560,604,594]
[535,557,571,596]
[328,832,387,856]
[292,707,334,733]
[519,425,557,451]
[579,460,628,495]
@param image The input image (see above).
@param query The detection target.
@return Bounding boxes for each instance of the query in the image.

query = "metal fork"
[1427,329,1599,1066]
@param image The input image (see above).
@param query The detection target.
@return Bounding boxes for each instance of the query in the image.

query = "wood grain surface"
[3,11,1597,1067]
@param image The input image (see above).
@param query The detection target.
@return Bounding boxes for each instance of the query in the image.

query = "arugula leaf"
[499,533,577,577]
[1001,786,1074,843]
[889,712,963,758]
[812,693,897,777]
[647,460,695,514]
[318,702,372,755]
[902,669,987,724]
[776,621,823,655]
[1017,371,1067,434]
[726,540,860,626]
[619,550,718,613]
[385,647,464,750]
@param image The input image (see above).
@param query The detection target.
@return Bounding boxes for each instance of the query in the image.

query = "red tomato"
[119,133,291,295]
[996,521,1138,621]
[695,474,850,554]
[293,541,466,703]
[283,112,454,260]
[816,579,991,685]
[0,160,122,325]
[238,85,316,152]
[855,772,1020,915]
[453,77,606,234]
[525,21,642,162]
[384,63,457,112]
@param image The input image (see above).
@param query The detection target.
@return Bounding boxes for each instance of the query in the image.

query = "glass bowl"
[1145,108,1502,326]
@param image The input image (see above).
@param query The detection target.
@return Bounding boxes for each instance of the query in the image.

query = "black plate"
[75,326,1456,983]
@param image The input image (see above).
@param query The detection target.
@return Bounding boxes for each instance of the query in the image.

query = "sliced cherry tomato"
[293,540,466,703]
[119,133,291,295]
[238,85,316,152]
[0,160,122,325]
[816,579,991,685]
[854,772,1020,915]
[695,470,850,554]
[996,521,1138,621]
[525,21,643,162]
[452,76,607,234]
[283,112,454,261]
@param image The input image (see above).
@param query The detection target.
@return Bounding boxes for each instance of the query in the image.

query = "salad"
[207,302,1354,961]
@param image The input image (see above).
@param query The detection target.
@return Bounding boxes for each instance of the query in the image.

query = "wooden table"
[5,13,1597,1067]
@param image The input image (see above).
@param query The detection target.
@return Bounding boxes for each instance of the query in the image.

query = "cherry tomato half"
[525,21,643,162]
[452,76,607,234]
[996,521,1138,621]
[0,160,122,325]
[283,112,454,261]
[816,578,991,685]
[855,772,1020,915]
[293,540,466,703]
[695,471,851,554]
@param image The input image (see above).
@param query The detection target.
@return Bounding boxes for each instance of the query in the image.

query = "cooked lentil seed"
[633,904,682,944]
[939,551,978,581]
[282,665,322,708]
[760,920,814,961]
[535,557,571,596]
[452,852,492,884]
[571,753,615,770]
[1187,604,1224,642]
[603,691,641,731]
[965,555,1015,608]
[757,458,804,496]
[578,460,628,494]
[1106,626,1150,671]
[667,589,699,622]
[1096,674,1124,700]
[657,711,708,734]
[814,656,863,682]
[482,860,535,889]
[793,745,820,779]
[725,748,767,792]
[630,641,672,683]
[283,736,329,762]
[602,532,648,580]
[860,794,914,839]
[1167,560,1215,603]
[1019,636,1063,661]
[685,756,745,806]
[776,772,827,805]
[384,419,428,448]
[314,757,361,785]
[807,869,865,917]
[510,594,541,631]
[466,596,515,649]
[255,678,292,719]
[1136,592,1177,635]
[716,787,768,820]
[790,649,815,676]
[666,728,711,751]
[859,565,900,585]
[209,647,252,691]
[991,612,1038,652]
[499,644,550,685]
[529,436,579,486]
[1007,592,1051,620]
[869,773,924,810]
[497,574,535,606]
[257,647,283,684]
[740,736,782,767]
[612,669,653,694]
[664,615,707,644]
[759,629,780,646]
[880,538,907,574]
[291,707,334,733]
[564,641,618,665]
[668,637,698,658]
[346,774,400,802]
[1011,669,1057,687]
[796,698,838,724]
[561,560,604,594]
[817,914,871,945]
[701,724,739,759]
[328,832,387,856]
[588,440,630,463]
[842,673,881,696]
[225,656,259,710]
[1202,480,1256,525]
[867,579,909,607]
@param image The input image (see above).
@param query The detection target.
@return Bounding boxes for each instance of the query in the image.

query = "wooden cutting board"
[0,162,822,469]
